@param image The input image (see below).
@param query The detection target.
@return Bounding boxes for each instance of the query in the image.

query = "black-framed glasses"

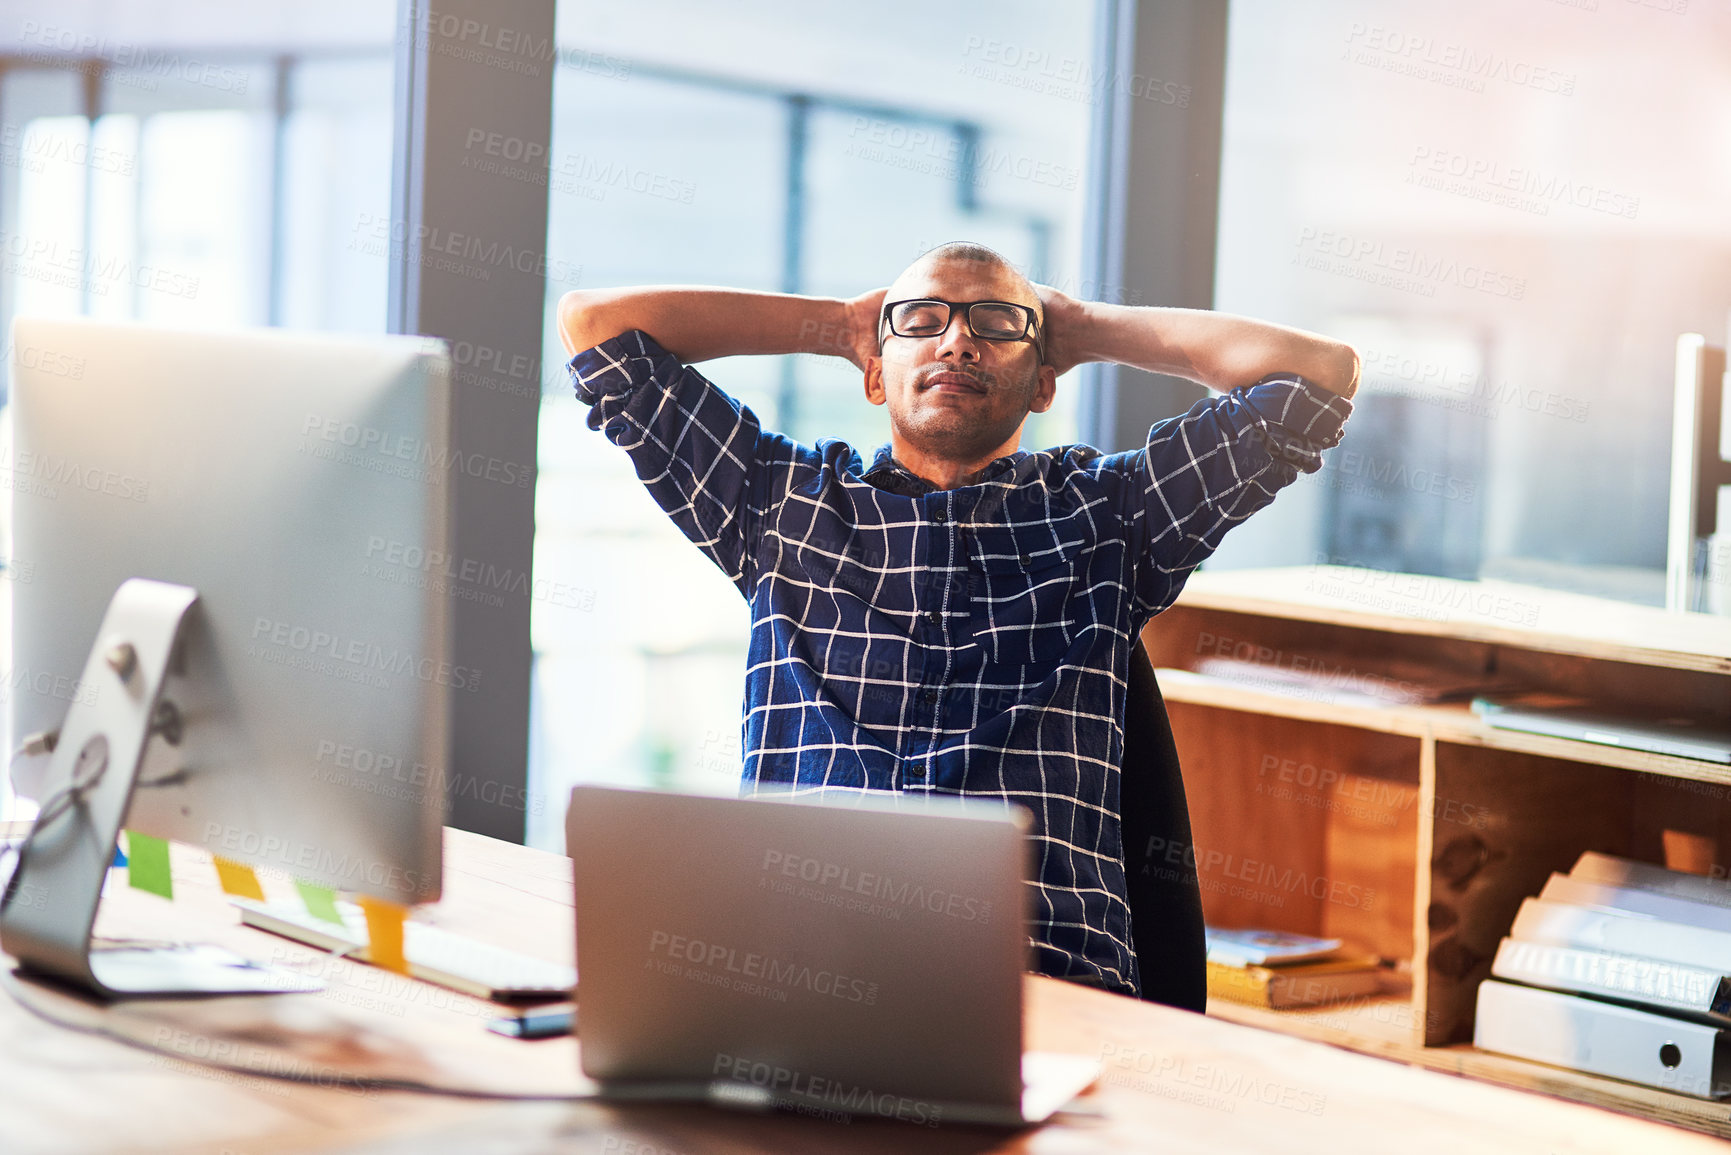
[881,298,1043,357]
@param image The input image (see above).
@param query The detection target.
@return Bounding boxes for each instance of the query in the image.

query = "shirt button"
[925,610,941,625]
[907,765,927,783]
[932,510,948,525]
[1017,553,1032,567]
[921,687,939,704]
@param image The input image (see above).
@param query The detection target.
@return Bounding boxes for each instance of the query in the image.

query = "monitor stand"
[0,579,321,998]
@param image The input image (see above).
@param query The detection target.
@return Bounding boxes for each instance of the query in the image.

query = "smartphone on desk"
[487,1005,576,1040]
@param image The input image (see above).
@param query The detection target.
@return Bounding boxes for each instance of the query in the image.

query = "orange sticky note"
[212,856,266,901]
[357,895,410,975]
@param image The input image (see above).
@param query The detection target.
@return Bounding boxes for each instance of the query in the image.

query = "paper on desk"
[124,830,172,899]
[212,855,266,901]
[358,894,410,974]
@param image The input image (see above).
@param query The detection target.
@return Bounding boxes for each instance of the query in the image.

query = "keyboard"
[232,897,576,1001]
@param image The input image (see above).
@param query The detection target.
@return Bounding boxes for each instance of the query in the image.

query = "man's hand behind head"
[1034,283,1089,379]
[840,288,887,373]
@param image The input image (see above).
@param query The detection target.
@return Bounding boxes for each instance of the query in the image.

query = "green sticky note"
[295,879,345,926]
[124,831,173,900]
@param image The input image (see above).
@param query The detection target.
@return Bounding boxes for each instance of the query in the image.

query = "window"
[0,6,396,824]
[529,1,1095,848]
[1208,0,1731,607]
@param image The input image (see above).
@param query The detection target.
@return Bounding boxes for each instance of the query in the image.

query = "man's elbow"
[557,290,621,357]
[1315,341,1360,399]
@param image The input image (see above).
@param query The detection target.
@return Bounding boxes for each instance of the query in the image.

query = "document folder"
[1475,979,1731,1099]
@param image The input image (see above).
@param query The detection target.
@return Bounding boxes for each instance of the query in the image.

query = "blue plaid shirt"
[570,331,1351,996]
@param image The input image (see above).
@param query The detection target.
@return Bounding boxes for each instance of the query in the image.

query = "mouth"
[922,369,989,395]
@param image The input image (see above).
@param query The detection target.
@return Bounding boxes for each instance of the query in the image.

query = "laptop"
[1472,697,1731,764]
[565,785,1101,1126]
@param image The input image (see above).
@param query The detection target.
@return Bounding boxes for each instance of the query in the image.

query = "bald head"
[882,242,1044,360]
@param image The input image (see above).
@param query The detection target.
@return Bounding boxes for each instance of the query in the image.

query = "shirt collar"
[861,444,1026,496]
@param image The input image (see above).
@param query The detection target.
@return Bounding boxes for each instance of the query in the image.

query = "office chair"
[1119,635,1208,1012]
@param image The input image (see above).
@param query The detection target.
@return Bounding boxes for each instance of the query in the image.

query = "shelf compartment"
[1164,702,1421,973]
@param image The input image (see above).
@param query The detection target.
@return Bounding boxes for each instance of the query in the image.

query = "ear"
[1027,363,1058,414]
[863,354,886,407]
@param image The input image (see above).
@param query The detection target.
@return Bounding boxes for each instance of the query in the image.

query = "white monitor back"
[8,317,452,904]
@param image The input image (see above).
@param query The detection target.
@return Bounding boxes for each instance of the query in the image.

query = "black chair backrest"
[1119,638,1207,1011]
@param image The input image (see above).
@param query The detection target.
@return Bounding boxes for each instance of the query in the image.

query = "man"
[559,242,1357,1001]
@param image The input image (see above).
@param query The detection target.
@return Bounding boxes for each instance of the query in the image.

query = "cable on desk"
[0,966,595,1101]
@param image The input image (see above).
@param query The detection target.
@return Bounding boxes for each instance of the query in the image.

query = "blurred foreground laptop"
[566,785,1101,1127]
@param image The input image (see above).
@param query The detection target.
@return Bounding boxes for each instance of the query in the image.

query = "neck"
[888,432,1022,490]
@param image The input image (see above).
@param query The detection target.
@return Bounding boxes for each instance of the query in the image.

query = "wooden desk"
[0,828,1719,1154]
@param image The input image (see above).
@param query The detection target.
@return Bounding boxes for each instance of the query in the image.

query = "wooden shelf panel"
[1206,987,1418,1054]
[1178,566,1731,674]
[1155,668,1731,786]
[1210,1006,1731,1140]
[1424,1045,1731,1140]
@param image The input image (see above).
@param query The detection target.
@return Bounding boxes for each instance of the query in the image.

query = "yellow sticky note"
[124,831,173,899]
[357,895,410,975]
[212,856,266,901]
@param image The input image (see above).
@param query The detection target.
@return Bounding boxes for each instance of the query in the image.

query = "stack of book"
[1203,927,1386,1010]
[1475,852,1731,1099]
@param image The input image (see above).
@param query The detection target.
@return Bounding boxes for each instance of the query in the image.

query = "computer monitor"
[0,316,453,997]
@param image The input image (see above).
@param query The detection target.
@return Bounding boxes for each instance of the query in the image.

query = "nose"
[934,312,980,362]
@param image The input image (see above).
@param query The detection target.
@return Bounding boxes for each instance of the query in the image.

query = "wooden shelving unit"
[1147,565,1731,1140]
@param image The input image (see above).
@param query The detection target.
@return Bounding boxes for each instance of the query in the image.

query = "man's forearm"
[558,287,854,364]
[1070,302,1360,398]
